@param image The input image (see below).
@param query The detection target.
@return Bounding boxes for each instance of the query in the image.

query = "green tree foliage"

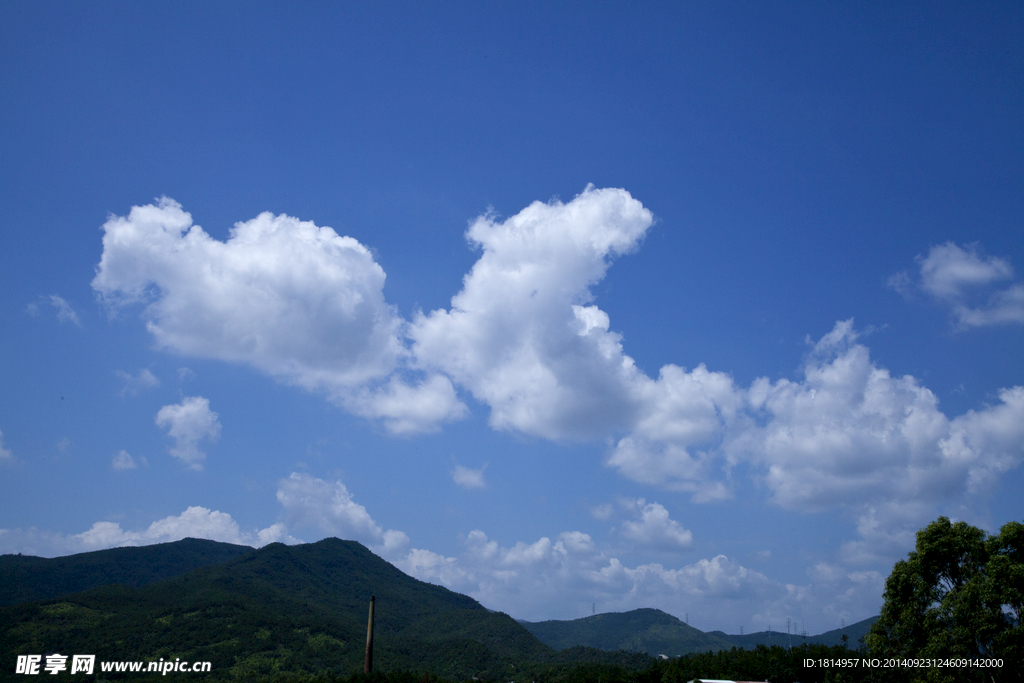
[866,516,1023,682]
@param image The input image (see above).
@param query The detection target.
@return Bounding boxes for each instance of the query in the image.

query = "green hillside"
[0,538,559,682]
[520,608,736,657]
[0,537,255,607]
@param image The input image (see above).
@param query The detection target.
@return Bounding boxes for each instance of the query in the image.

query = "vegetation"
[0,539,562,682]
[866,516,1023,682]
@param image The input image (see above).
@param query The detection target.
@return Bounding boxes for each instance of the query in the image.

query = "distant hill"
[710,615,879,650]
[521,609,880,659]
[0,537,255,606]
[520,607,736,657]
[0,538,564,681]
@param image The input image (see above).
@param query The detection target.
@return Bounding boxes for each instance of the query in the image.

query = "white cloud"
[111,450,144,470]
[918,242,1013,299]
[603,319,1024,552]
[92,197,464,434]
[960,284,1024,326]
[741,321,1024,520]
[895,242,1024,327]
[116,369,160,396]
[49,295,81,326]
[886,270,914,299]
[452,462,487,489]
[275,472,409,555]
[394,526,873,633]
[155,396,221,470]
[27,295,81,325]
[606,363,742,502]
[618,498,693,550]
[346,374,466,435]
[410,186,654,440]
[0,430,13,461]
[56,437,71,454]
[839,507,920,566]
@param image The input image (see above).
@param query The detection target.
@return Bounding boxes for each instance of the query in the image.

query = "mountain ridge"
[708,615,879,650]
[0,537,255,607]
[0,538,566,681]
[520,607,736,657]
[521,608,880,657]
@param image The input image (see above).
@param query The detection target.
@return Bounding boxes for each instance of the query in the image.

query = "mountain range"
[520,608,877,658]
[1,538,637,681]
[1,538,875,681]
[707,616,878,650]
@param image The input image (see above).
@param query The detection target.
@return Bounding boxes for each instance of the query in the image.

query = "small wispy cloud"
[112,450,146,470]
[891,242,1024,327]
[116,369,160,397]
[0,430,13,462]
[155,396,221,471]
[49,295,81,326]
[27,295,82,326]
[451,462,487,489]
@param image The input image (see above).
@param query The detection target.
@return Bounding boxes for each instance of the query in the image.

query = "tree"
[867,517,1023,682]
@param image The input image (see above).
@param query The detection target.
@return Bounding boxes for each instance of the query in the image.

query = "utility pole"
[364,596,375,674]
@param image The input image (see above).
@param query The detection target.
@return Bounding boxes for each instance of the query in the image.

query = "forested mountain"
[2,538,882,682]
[0,538,566,681]
[520,607,736,657]
[0,537,254,606]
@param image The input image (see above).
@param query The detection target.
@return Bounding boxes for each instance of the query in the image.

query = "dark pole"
[364,596,375,674]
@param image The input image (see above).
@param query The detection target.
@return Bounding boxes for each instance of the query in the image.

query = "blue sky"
[1,2,1022,636]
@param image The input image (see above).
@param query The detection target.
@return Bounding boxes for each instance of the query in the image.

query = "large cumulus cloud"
[411,185,654,439]
[92,197,465,433]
